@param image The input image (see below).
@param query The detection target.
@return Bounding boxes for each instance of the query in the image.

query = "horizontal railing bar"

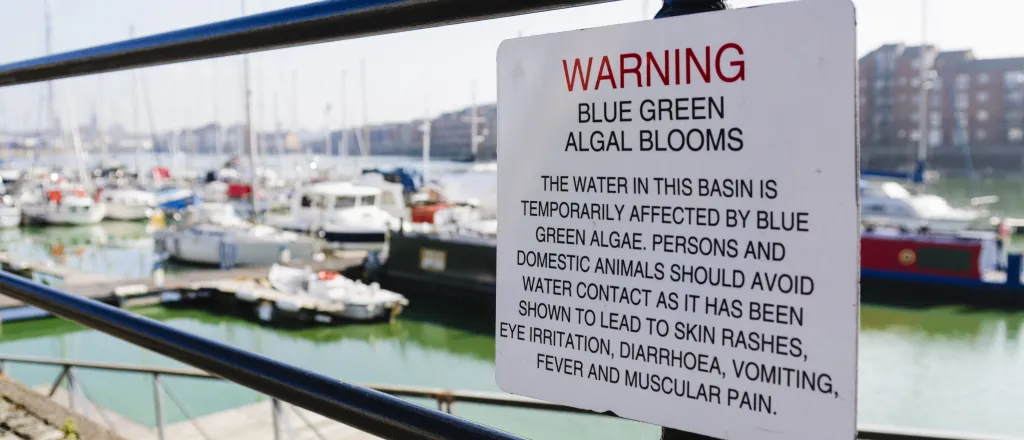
[0,272,520,440]
[0,356,1016,440]
[0,0,614,87]
[0,355,213,378]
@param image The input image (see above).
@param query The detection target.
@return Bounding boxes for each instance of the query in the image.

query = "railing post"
[152,373,166,440]
[66,366,77,412]
[272,398,283,440]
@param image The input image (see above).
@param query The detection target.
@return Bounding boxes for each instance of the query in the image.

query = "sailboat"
[23,87,107,226]
[92,73,157,222]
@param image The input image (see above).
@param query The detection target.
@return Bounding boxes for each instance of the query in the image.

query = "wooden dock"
[0,251,371,325]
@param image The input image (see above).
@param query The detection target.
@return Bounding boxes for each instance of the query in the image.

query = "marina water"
[0,156,1023,438]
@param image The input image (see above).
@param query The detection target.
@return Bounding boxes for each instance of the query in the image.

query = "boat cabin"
[860,179,983,231]
[284,181,406,230]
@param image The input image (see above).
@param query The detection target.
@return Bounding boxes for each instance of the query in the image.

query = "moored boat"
[154,203,320,267]
[268,264,408,321]
[21,185,106,226]
[100,187,156,221]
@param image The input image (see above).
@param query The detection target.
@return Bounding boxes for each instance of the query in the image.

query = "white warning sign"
[495,1,858,439]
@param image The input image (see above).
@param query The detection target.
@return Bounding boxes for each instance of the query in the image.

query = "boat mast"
[359,58,370,161]
[274,91,282,157]
[241,0,259,221]
[97,76,109,166]
[44,0,59,165]
[129,25,143,179]
[322,102,332,161]
[420,104,431,185]
[213,60,223,163]
[340,70,351,179]
[63,95,89,190]
[463,79,485,160]
[292,69,303,159]
[915,0,929,187]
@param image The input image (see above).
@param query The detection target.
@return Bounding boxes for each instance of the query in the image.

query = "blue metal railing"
[0,1,622,438]
[0,1,1011,440]
[0,0,613,86]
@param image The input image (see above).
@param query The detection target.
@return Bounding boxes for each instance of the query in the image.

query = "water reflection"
[0,222,166,279]
[859,306,1024,436]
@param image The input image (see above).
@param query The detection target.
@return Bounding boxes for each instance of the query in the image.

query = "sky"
[0,0,1022,133]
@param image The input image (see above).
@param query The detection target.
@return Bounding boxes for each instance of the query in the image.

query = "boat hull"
[365,229,1024,310]
[0,207,21,228]
[157,230,318,266]
[278,227,386,250]
[24,204,107,225]
[364,230,495,304]
[105,204,154,221]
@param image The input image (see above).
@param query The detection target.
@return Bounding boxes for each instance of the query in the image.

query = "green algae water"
[1,305,1023,438]
[0,175,1024,438]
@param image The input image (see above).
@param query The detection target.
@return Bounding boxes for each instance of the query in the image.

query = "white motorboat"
[21,185,106,226]
[267,264,408,321]
[267,179,406,250]
[154,203,320,267]
[860,179,993,232]
[0,180,21,228]
[100,187,156,221]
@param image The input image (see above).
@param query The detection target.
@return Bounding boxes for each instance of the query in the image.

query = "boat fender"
[235,290,260,302]
[256,301,274,322]
[276,298,303,313]
[317,271,339,281]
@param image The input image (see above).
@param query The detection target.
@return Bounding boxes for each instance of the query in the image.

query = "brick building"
[859,43,1024,153]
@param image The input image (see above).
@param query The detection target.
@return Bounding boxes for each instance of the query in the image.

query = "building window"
[977,110,989,122]
[976,128,987,141]
[860,79,868,88]
[930,111,941,125]
[911,77,921,88]
[933,77,943,90]
[1008,91,1024,104]
[910,130,921,141]
[978,73,990,84]
[977,91,989,103]
[874,79,885,90]
[898,94,907,102]
[929,129,942,146]
[898,77,908,87]
[955,93,970,109]
[1008,128,1024,142]
[1008,110,1024,122]
[872,131,881,142]
[956,74,971,90]
[898,129,907,139]
[1005,71,1024,87]
[954,129,968,145]
[956,112,969,126]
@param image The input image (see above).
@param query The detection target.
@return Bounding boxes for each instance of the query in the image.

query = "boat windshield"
[861,181,911,199]
[906,195,956,217]
[335,196,357,209]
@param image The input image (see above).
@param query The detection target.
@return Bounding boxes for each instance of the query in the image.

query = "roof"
[960,57,1024,73]
[301,181,381,197]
